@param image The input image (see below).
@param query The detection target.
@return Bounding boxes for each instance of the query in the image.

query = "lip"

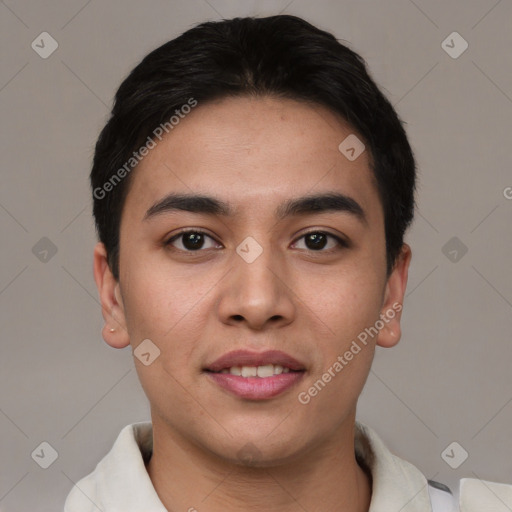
[204,349,306,400]
[207,372,304,400]
[205,349,306,373]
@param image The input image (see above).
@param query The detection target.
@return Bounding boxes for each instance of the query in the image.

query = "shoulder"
[457,477,512,512]
[354,421,512,512]
[63,422,159,512]
[430,477,512,512]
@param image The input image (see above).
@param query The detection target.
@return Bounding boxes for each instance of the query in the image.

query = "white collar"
[65,420,511,511]
[354,422,433,511]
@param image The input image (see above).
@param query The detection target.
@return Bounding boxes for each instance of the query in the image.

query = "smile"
[204,350,306,400]
[213,364,293,377]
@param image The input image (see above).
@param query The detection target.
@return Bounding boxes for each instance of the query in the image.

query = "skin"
[93,95,411,512]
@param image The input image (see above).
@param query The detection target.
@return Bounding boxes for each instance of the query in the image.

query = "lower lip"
[206,372,305,400]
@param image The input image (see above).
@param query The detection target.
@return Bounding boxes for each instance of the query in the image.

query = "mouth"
[208,363,299,377]
[204,350,306,400]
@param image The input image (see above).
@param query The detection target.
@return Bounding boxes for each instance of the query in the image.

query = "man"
[65,14,511,512]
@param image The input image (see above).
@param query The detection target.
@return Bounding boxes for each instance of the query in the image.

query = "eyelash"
[164,229,349,254]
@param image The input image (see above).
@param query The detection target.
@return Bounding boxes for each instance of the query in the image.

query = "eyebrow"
[143,192,367,225]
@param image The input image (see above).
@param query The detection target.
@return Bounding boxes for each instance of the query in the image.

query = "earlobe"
[376,244,411,349]
[93,242,130,349]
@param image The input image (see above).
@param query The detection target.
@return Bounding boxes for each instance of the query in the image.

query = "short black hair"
[90,14,416,280]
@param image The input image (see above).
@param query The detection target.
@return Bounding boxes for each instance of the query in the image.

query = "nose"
[216,241,296,331]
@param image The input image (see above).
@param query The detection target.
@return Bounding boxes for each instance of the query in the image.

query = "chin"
[206,428,312,469]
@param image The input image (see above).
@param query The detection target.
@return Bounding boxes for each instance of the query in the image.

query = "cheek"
[121,260,187,334]
[297,280,380,421]
[307,267,384,341]
[123,272,204,418]
[120,266,214,376]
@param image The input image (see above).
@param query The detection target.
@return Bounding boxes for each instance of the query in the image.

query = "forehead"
[122,96,381,224]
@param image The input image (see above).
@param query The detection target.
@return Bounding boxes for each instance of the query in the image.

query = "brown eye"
[305,232,328,250]
[165,230,220,251]
[293,231,347,252]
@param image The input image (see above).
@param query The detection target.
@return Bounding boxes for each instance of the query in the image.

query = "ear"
[376,243,412,348]
[93,241,130,348]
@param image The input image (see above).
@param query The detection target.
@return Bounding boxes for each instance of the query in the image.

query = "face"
[94,96,410,465]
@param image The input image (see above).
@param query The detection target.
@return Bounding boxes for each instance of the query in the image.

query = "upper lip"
[205,350,306,372]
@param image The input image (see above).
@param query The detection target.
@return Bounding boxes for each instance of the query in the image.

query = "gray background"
[1,0,511,510]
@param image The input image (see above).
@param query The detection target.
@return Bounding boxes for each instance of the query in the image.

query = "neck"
[146,414,372,512]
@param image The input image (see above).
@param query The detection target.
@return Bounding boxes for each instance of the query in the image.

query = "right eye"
[164,229,222,252]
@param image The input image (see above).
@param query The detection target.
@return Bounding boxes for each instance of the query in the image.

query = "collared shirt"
[64,421,512,512]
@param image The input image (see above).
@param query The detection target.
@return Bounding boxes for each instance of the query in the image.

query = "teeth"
[257,364,274,377]
[241,366,257,377]
[219,364,293,377]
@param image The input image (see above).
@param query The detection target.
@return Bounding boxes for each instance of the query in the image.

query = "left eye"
[292,231,346,251]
